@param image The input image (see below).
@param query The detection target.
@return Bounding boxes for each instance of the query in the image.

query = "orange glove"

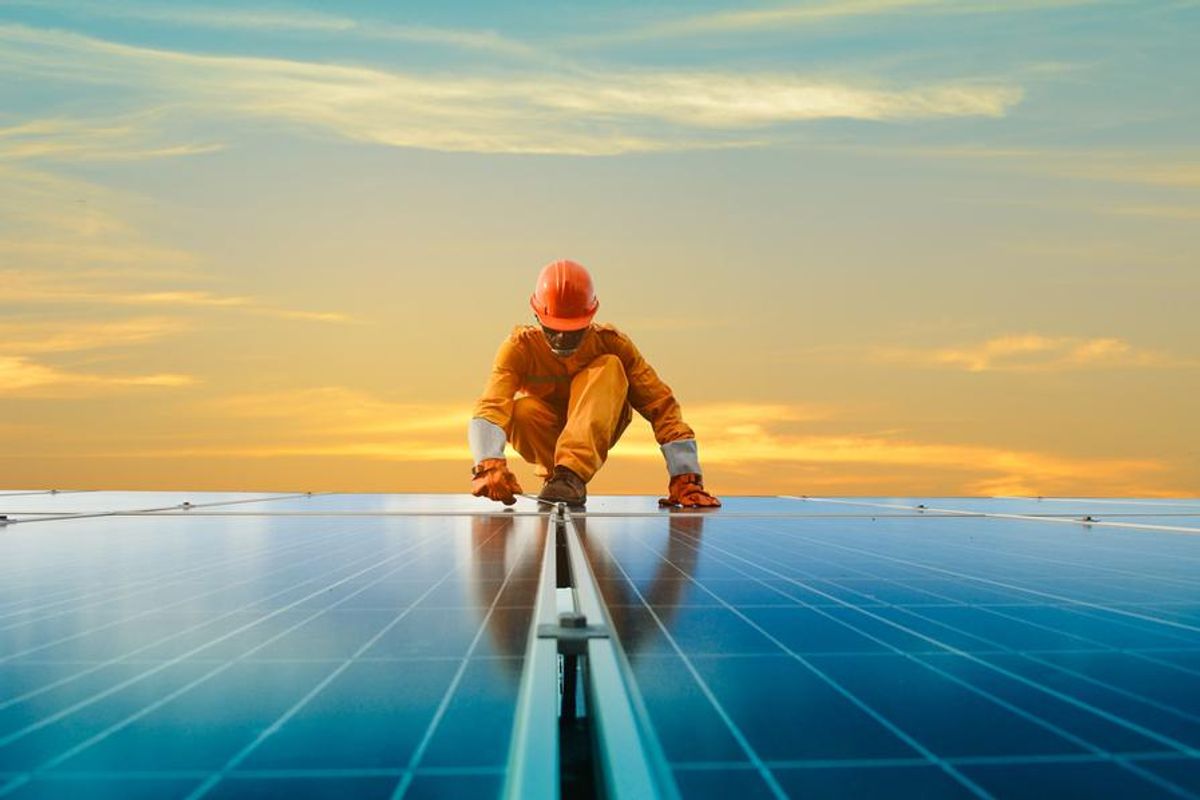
[471,458,523,505]
[659,473,721,508]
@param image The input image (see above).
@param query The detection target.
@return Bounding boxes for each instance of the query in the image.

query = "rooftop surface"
[1,491,1199,799]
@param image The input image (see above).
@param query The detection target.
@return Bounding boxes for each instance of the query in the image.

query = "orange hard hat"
[529,259,599,331]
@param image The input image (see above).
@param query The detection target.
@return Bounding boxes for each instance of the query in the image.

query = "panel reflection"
[468,513,546,679]
[578,512,707,659]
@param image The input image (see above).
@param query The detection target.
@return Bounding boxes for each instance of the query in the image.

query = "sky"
[1,0,1197,497]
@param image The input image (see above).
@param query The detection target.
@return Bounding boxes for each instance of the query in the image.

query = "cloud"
[0,269,353,322]
[4,1,546,62]
[210,387,472,436]
[0,24,1021,156]
[15,388,1183,495]
[609,401,1169,496]
[0,355,196,396]
[0,316,188,354]
[115,392,1171,496]
[1109,205,1200,221]
[0,114,222,162]
[587,0,1101,42]
[870,334,1195,372]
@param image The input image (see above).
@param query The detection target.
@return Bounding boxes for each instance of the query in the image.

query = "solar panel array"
[1,491,1198,799]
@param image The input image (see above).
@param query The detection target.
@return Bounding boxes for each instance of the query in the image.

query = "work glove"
[471,458,523,506]
[659,473,722,508]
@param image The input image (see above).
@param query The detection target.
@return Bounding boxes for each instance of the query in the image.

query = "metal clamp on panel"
[537,611,610,656]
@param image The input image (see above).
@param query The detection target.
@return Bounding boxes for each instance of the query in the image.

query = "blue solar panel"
[0,511,543,799]
[579,510,1200,798]
[2,493,1198,799]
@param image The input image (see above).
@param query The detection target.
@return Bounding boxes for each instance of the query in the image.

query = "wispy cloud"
[125,393,1171,496]
[0,316,188,354]
[584,0,1102,42]
[4,0,546,62]
[211,387,472,436]
[609,401,1168,496]
[0,114,221,162]
[135,387,479,461]
[1109,205,1200,221]
[870,334,1195,372]
[0,269,353,322]
[0,24,1022,156]
[0,355,196,396]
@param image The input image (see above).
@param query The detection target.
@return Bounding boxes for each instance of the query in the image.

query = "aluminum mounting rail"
[504,504,678,800]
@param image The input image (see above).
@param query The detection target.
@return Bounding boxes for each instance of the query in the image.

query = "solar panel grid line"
[0,515,382,626]
[942,752,1189,767]
[661,552,1200,798]
[712,527,1200,726]
[0,517,217,593]
[830,519,1200,573]
[606,524,996,799]
[671,757,928,770]
[772,513,1200,582]
[658,521,1200,796]
[790,497,1200,536]
[583,534,793,800]
[388,523,543,800]
[181,518,539,799]
[889,601,1200,690]
[0,522,452,772]
[0,522,456,719]
[0,525,493,799]
[4,764,508,780]
[13,509,968,519]
[715,520,1200,700]
[95,509,553,518]
[667,751,1191,769]
[708,522,1200,662]
[995,497,1200,511]
[786,517,1200,586]
[568,511,963,519]
[763,522,1200,637]
[0,518,426,664]
[0,515,417,623]
[0,492,324,526]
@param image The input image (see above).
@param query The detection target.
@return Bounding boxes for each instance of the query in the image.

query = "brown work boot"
[538,465,587,506]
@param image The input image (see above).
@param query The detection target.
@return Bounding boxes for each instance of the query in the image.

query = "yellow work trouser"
[507,354,633,482]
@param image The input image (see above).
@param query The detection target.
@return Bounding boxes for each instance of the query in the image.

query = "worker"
[468,259,721,508]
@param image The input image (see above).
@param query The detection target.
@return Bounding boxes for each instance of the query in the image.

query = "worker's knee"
[511,396,559,431]
[583,354,628,392]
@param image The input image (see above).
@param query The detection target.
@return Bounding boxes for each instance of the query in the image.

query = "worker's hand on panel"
[471,458,524,505]
[658,473,722,508]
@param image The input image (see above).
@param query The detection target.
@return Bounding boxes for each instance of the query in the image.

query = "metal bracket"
[537,611,610,655]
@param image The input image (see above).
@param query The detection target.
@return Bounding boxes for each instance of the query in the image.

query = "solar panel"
[1,493,1198,798]
[579,507,1200,798]
[0,507,543,799]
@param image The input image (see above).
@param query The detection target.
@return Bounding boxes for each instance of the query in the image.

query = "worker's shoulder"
[505,324,541,345]
[593,322,634,348]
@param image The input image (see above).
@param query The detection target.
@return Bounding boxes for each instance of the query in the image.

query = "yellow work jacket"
[473,323,695,445]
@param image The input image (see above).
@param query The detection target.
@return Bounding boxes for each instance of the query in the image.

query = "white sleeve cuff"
[661,438,701,476]
[468,417,507,463]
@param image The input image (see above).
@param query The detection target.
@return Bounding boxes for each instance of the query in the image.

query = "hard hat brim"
[530,296,598,331]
